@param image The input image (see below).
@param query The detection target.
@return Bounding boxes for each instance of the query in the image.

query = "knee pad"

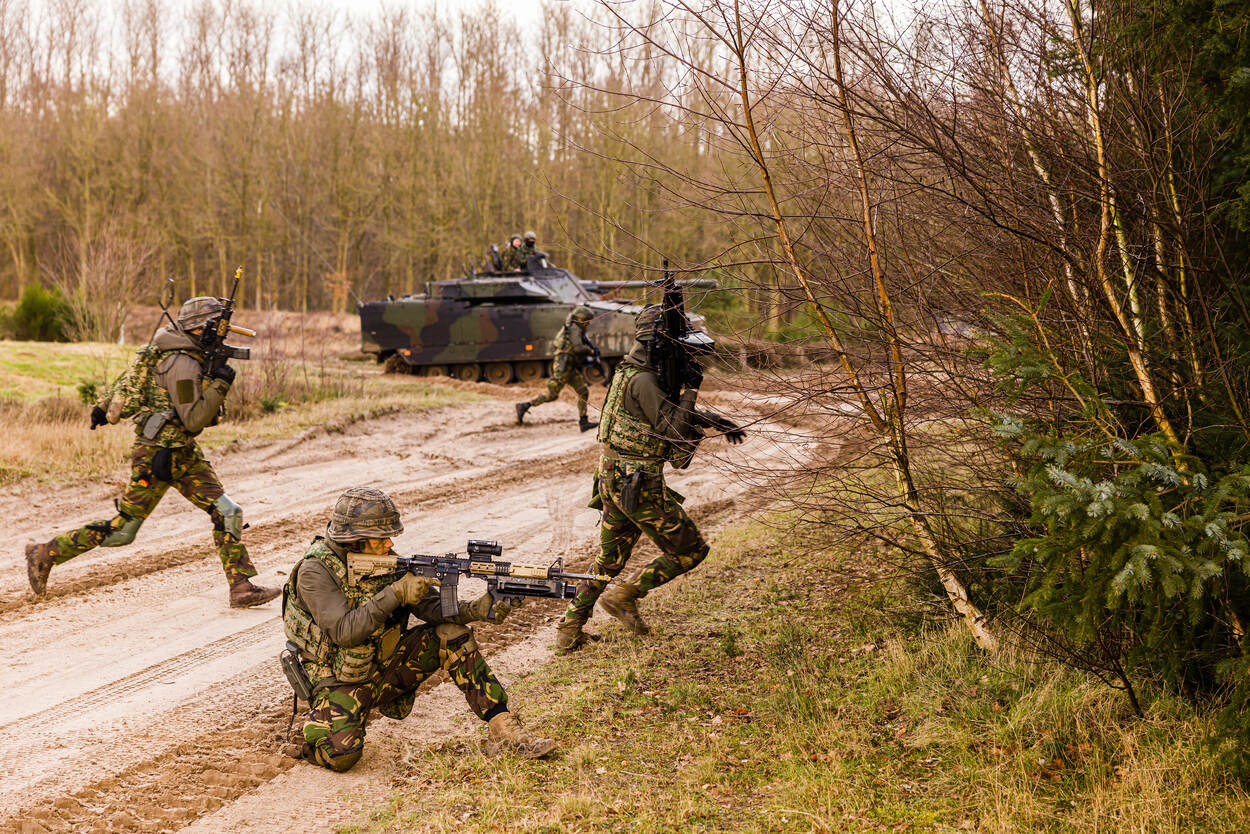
[212,494,244,538]
[101,515,143,547]
[315,746,362,773]
[435,624,477,667]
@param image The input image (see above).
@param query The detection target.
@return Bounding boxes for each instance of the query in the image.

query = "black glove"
[209,363,235,385]
[681,362,703,391]
[89,405,108,430]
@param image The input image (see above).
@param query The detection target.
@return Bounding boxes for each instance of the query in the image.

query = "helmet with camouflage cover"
[634,304,663,341]
[569,305,594,324]
[177,296,225,331]
[326,487,404,543]
[523,230,536,243]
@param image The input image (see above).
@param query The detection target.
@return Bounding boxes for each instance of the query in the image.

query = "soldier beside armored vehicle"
[357,250,713,387]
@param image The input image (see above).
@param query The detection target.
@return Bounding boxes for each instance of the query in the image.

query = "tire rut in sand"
[4,595,578,834]
[13,705,295,834]
[0,444,599,619]
[0,619,274,739]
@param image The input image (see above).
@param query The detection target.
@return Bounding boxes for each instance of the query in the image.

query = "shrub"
[76,379,104,405]
[6,284,70,341]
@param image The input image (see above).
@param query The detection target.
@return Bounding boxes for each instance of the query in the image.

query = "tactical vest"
[109,347,195,447]
[597,363,672,462]
[555,321,585,357]
[282,537,400,687]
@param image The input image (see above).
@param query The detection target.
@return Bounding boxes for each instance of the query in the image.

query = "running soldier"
[281,487,557,771]
[515,305,599,432]
[23,297,279,609]
[555,305,744,652]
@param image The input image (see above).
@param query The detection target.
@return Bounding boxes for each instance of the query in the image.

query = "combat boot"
[229,579,281,608]
[554,617,601,655]
[25,542,53,595]
[578,415,598,433]
[515,402,531,424]
[598,581,650,635]
[484,712,558,759]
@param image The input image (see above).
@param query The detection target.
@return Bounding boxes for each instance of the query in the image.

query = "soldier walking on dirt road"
[555,305,745,653]
[280,487,557,771]
[516,304,600,432]
[23,297,279,609]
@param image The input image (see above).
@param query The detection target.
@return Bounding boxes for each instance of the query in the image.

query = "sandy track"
[1,390,786,834]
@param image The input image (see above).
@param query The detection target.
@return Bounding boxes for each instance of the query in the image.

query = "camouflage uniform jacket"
[500,244,525,271]
[518,242,537,265]
[597,344,700,467]
[283,535,482,688]
[109,328,231,447]
[552,318,593,373]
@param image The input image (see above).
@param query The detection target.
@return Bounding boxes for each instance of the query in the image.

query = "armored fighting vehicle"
[358,253,711,384]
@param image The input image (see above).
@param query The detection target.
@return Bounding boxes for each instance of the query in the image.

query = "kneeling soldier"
[282,487,556,771]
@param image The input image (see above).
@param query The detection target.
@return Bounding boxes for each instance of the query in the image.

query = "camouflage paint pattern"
[325,487,404,542]
[359,263,646,379]
[302,623,507,772]
[45,441,257,586]
[565,456,709,622]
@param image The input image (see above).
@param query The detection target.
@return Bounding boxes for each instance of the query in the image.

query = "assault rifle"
[200,266,255,376]
[347,539,610,620]
[586,340,611,387]
[650,260,746,459]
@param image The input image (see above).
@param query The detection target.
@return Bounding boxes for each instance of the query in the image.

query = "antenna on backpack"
[145,278,178,349]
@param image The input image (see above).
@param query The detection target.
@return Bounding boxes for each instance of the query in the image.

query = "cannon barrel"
[582,278,718,293]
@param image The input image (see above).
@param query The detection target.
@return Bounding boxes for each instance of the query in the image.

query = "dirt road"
[1,388,790,834]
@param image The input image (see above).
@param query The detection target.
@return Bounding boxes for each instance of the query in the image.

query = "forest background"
[5,0,1250,791]
[0,0,748,335]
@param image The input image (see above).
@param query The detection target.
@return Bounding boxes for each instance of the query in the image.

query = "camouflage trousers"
[565,456,710,623]
[529,360,589,418]
[44,441,257,586]
[303,623,508,772]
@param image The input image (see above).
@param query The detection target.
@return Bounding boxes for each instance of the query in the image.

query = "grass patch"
[344,516,1250,833]
[0,340,133,401]
[0,340,481,485]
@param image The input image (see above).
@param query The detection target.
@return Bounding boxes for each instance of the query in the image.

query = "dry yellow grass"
[0,336,478,485]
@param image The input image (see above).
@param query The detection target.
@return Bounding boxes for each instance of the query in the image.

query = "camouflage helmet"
[523,230,536,243]
[569,305,594,324]
[326,486,404,543]
[635,304,663,341]
[177,296,225,331]
[509,234,523,245]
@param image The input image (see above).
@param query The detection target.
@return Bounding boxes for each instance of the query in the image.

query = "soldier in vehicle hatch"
[500,234,525,271]
[554,304,745,653]
[516,304,599,432]
[281,487,557,771]
[22,297,280,609]
[519,230,539,265]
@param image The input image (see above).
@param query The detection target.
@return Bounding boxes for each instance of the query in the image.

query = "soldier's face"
[358,537,393,555]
